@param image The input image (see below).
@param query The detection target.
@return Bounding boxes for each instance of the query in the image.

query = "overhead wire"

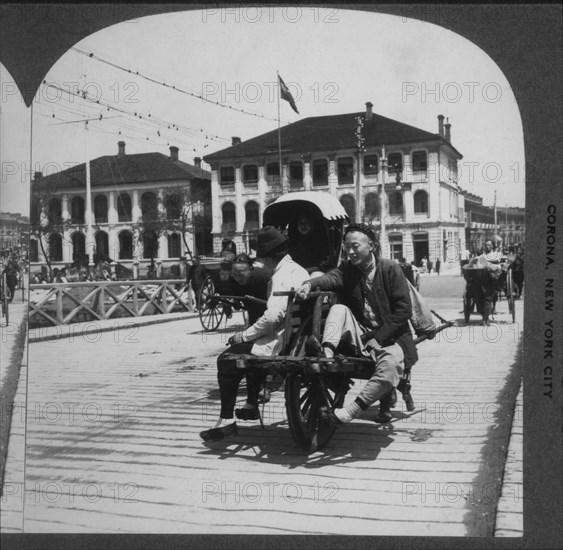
[35,85,223,156]
[71,45,290,125]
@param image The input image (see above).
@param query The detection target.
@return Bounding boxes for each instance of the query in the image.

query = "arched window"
[118,231,133,260]
[364,155,379,175]
[30,239,39,262]
[71,232,86,263]
[117,193,132,222]
[221,202,236,234]
[31,198,42,226]
[143,230,159,259]
[49,233,63,262]
[337,157,354,185]
[312,159,328,186]
[364,192,379,221]
[166,193,182,220]
[244,201,259,231]
[414,190,429,214]
[168,233,181,258]
[71,196,85,224]
[141,192,158,221]
[389,191,403,216]
[388,152,403,174]
[95,231,109,259]
[94,195,108,223]
[48,198,62,225]
[340,194,356,221]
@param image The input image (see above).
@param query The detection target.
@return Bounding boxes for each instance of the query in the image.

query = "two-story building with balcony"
[204,102,466,265]
[30,142,211,276]
[0,212,29,254]
[461,190,525,253]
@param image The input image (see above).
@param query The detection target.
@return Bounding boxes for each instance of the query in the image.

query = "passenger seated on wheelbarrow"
[288,212,332,276]
[229,253,270,325]
[200,227,309,442]
[296,223,417,425]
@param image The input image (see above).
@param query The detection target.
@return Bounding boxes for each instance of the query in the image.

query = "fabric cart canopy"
[263,191,349,228]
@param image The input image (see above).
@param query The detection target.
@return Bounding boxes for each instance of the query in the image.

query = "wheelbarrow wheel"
[285,368,350,454]
[198,275,224,331]
[506,269,516,323]
[284,307,349,454]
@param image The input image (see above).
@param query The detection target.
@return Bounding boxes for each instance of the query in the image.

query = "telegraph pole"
[379,145,388,258]
[354,117,365,223]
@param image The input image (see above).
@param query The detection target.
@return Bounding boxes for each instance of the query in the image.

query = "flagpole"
[277,71,283,194]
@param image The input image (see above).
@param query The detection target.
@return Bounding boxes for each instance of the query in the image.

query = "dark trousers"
[217,342,267,419]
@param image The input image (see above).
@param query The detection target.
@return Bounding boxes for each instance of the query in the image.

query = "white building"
[30,142,211,276]
[204,102,466,265]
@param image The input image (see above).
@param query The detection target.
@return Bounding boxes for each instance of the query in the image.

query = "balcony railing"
[244,221,259,232]
[221,222,236,234]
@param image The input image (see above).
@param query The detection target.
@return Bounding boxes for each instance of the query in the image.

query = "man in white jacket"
[200,226,309,442]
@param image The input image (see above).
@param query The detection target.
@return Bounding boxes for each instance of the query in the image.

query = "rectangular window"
[387,152,403,174]
[337,157,354,185]
[243,164,258,183]
[266,163,280,184]
[312,159,328,186]
[289,161,303,189]
[220,166,235,185]
[412,151,428,172]
[364,155,379,175]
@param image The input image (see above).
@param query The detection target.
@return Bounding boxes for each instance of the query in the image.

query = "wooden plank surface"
[2,293,523,536]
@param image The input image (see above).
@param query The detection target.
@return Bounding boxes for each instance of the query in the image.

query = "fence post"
[56,287,63,323]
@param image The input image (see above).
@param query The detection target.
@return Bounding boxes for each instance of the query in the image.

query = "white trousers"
[322,304,404,407]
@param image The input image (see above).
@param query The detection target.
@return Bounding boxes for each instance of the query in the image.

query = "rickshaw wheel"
[198,275,224,331]
[506,269,516,323]
[463,291,472,324]
[284,315,349,454]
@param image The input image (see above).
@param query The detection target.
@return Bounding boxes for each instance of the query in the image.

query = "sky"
[0,7,526,215]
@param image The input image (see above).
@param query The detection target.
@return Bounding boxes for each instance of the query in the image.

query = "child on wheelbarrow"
[200,227,309,442]
[296,223,418,425]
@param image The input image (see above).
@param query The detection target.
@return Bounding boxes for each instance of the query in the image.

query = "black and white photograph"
[0,3,561,548]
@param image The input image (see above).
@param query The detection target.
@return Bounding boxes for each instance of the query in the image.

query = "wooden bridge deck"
[2,299,523,536]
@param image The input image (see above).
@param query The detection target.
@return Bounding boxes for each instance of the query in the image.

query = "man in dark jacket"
[296,223,415,424]
[229,253,269,325]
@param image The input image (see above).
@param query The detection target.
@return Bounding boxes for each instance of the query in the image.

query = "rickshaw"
[462,262,515,324]
[219,191,453,453]
[196,256,267,331]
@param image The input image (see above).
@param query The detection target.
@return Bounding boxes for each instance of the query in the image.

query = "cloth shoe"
[235,406,261,421]
[304,335,324,357]
[199,422,238,441]
[374,410,392,423]
[318,406,345,427]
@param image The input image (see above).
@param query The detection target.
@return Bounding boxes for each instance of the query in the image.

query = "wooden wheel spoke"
[299,386,311,406]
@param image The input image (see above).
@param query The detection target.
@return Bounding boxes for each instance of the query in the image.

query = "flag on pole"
[278,74,299,114]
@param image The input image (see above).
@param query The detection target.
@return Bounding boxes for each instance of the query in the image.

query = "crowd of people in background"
[1,248,26,303]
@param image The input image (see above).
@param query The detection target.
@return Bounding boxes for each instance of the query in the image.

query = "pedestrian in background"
[435,257,441,276]
[427,258,433,274]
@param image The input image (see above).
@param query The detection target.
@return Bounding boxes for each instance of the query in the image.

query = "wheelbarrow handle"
[413,321,455,345]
